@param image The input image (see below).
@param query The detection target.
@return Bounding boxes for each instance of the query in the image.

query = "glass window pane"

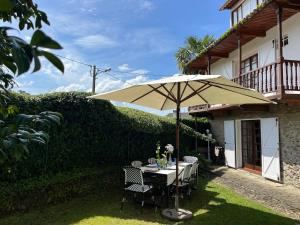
[238,7,243,20]
[233,11,238,25]
[243,0,251,17]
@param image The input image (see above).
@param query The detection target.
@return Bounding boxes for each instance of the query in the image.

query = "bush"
[0,166,122,215]
[0,92,210,182]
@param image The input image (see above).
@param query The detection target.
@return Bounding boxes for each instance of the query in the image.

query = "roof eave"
[186,0,274,71]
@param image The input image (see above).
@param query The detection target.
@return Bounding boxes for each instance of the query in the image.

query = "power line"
[105,72,137,86]
[53,54,173,90]
[54,54,93,67]
[109,69,164,78]
[54,53,165,78]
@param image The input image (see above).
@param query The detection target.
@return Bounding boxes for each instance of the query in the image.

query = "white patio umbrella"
[89,74,272,220]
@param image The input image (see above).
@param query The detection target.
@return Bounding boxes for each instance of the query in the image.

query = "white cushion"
[183,156,198,163]
[125,184,152,193]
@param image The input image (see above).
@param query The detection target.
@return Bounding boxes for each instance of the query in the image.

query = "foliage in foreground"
[0,0,64,174]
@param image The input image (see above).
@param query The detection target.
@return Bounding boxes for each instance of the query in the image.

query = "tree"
[175,35,215,73]
[0,0,63,169]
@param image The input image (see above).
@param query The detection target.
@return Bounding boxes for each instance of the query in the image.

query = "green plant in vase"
[155,141,167,169]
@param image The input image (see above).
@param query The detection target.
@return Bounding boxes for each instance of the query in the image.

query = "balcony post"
[237,33,242,84]
[276,4,285,98]
[207,55,211,74]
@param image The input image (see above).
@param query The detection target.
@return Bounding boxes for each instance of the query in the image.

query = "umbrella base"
[161,208,193,221]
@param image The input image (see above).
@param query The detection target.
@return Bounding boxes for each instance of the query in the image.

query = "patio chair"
[171,164,193,198]
[131,160,143,168]
[189,162,199,190]
[147,157,156,165]
[121,166,154,211]
[183,156,198,163]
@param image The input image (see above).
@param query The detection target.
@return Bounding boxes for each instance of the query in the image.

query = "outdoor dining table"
[141,162,192,186]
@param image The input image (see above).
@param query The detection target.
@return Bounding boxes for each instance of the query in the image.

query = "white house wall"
[210,13,300,79]
[210,58,233,79]
[282,13,300,60]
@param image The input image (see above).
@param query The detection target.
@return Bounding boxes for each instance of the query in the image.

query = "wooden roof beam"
[282,4,300,10]
[238,30,266,37]
[207,52,229,58]
[275,0,300,10]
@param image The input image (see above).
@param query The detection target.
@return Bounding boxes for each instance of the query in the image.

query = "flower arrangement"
[165,144,174,165]
[155,141,167,169]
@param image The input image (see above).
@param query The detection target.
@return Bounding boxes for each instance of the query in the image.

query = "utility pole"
[91,65,97,95]
[91,65,111,95]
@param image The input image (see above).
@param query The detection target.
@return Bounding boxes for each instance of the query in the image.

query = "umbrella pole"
[161,82,193,221]
[175,98,180,211]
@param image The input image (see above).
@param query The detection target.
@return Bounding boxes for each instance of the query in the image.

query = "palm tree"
[175,35,215,73]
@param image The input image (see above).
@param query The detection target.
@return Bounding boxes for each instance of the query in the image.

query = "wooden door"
[241,120,262,173]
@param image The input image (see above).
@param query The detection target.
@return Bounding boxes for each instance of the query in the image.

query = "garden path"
[210,166,300,221]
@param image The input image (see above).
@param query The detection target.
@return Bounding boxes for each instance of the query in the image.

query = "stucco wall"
[208,104,300,188]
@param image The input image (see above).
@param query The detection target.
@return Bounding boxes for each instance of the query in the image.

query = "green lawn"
[0,178,296,225]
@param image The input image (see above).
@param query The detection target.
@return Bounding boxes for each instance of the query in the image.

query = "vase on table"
[168,153,172,166]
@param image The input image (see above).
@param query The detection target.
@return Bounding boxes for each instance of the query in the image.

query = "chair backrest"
[148,158,156,164]
[190,162,199,177]
[131,160,143,168]
[181,164,192,182]
[123,166,143,185]
[183,156,198,163]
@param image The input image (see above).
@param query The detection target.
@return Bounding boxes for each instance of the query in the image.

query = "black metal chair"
[121,166,154,211]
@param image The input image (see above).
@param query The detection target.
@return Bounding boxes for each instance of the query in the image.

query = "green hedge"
[1,92,209,181]
[0,166,122,215]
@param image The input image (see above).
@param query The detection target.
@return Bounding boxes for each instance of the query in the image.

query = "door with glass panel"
[241,120,262,173]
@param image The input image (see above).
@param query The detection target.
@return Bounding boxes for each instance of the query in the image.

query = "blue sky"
[13,0,229,114]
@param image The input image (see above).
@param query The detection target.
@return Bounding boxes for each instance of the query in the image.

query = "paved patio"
[209,166,300,221]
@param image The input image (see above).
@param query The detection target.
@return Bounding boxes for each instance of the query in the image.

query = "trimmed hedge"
[0,166,122,214]
[1,92,209,182]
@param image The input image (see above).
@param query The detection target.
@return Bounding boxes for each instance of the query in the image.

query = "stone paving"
[209,166,300,221]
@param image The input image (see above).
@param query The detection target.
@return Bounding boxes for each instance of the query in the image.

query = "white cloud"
[118,64,131,72]
[124,0,154,12]
[131,69,149,75]
[95,77,124,93]
[139,0,154,11]
[74,34,118,49]
[15,80,34,88]
[124,28,177,55]
[54,83,87,92]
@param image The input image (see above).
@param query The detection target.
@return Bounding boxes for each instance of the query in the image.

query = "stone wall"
[206,103,300,188]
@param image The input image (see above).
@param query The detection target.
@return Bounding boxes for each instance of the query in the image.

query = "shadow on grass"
[0,175,296,225]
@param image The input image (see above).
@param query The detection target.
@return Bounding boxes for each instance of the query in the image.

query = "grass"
[0,177,296,225]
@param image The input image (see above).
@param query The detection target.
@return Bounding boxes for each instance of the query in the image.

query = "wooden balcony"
[188,59,300,114]
[232,60,300,96]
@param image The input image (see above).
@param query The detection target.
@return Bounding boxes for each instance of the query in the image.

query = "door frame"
[241,119,262,173]
[234,117,281,178]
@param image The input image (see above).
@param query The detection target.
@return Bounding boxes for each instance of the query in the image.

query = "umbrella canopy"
[89,74,272,220]
[89,74,272,109]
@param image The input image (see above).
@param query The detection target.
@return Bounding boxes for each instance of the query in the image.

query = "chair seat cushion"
[125,184,152,193]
